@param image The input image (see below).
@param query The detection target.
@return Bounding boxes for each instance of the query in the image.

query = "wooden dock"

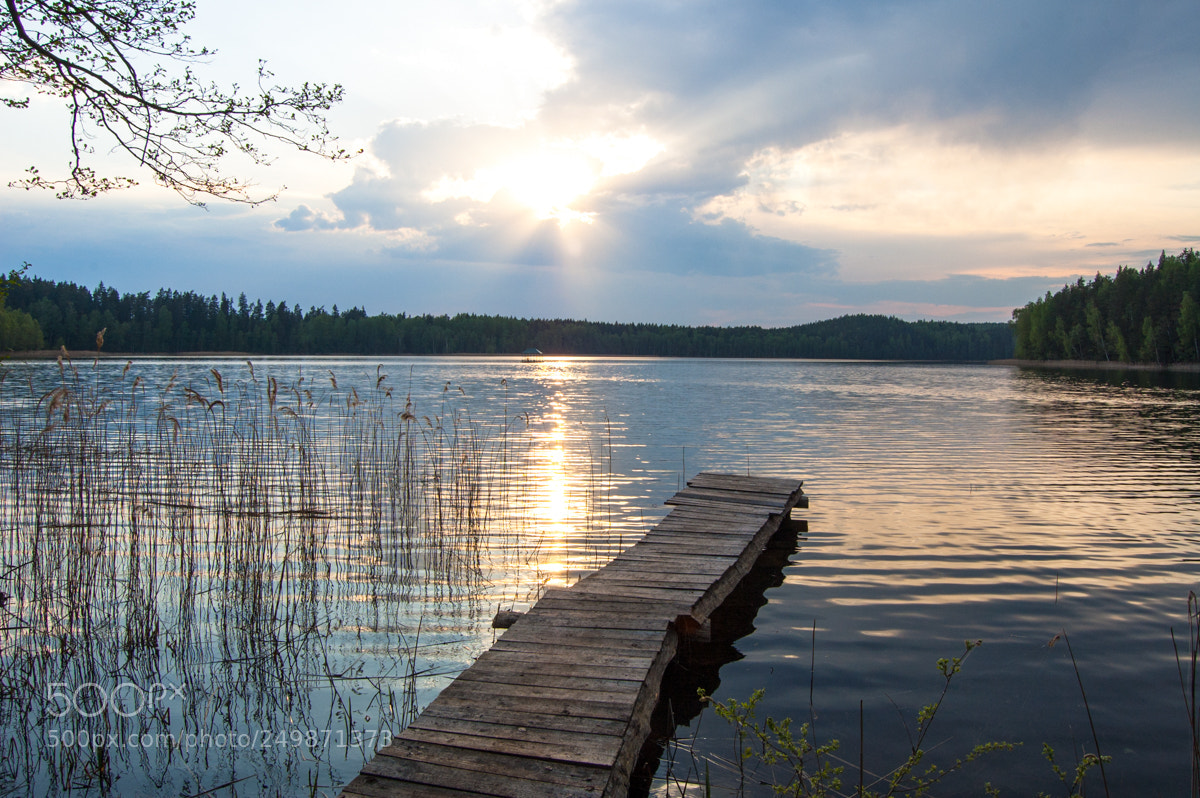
[338,473,807,798]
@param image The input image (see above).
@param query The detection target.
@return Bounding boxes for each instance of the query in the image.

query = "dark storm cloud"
[529,0,1200,226]
[543,0,1197,146]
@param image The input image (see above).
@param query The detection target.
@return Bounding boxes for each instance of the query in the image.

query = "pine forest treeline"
[1011,248,1200,364]
[2,276,1014,360]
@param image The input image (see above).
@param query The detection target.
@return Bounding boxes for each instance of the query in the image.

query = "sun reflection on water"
[501,356,650,593]
[529,408,574,587]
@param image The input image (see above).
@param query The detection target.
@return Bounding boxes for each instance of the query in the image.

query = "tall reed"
[0,356,571,797]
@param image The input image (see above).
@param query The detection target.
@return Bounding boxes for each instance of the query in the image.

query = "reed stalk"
[0,356,581,796]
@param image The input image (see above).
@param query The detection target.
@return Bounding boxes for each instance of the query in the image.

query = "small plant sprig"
[698,640,1018,798]
[1037,742,1111,798]
[878,640,1018,796]
[1171,590,1200,798]
[700,687,843,797]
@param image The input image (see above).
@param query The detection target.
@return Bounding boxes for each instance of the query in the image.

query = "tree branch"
[2,0,352,204]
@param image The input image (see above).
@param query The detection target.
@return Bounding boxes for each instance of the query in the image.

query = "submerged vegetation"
[0,353,596,796]
[3,275,1013,360]
[1012,248,1200,364]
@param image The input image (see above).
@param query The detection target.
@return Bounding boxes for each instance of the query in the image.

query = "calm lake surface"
[1,356,1197,796]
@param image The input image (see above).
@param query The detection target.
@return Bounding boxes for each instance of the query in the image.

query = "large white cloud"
[275,0,1198,290]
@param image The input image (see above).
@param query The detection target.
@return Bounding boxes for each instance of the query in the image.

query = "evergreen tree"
[1012,248,1199,364]
[4,275,1018,360]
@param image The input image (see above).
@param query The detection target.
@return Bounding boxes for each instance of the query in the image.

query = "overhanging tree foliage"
[1,0,349,204]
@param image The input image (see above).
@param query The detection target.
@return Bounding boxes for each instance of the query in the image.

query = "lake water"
[0,356,1197,796]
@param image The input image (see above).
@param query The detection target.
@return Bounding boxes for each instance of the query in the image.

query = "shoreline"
[1,349,255,360]
[1,350,999,363]
[991,358,1200,373]
[7,351,1199,372]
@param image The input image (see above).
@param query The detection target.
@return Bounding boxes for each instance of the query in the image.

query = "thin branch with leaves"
[2,0,354,204]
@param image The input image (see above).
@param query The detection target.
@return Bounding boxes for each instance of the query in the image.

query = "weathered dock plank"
[338,472,805,798]
[490,626,665,649]
[417,702,630,736]
[685,472,801,494]
[357,738,610,794]
[563,584,710,604]
[421,690,636,724]
[463,653,649,684]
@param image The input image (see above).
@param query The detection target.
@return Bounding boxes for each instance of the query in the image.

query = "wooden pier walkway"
[338,473,807,798]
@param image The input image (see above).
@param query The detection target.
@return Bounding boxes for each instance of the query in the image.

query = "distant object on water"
[521,347,543,362]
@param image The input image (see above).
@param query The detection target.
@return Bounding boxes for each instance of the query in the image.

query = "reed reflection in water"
[0,356,630,797]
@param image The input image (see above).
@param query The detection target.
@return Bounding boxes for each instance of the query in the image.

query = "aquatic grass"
[0,355,579,796]
[1056,630,1111,798]
[1172,590,1200,798]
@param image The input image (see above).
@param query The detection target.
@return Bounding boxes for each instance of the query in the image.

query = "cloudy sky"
[2,0,1198,325]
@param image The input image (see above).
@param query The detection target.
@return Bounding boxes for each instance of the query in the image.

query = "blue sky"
[3,0,1198,325]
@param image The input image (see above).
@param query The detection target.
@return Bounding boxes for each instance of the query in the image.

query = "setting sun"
[421,146,596,226]
[420,133,663,228]
[501,150,597,225]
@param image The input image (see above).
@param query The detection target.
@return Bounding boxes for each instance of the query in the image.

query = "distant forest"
[0,276,1014,360]
[1011,248,1200,364]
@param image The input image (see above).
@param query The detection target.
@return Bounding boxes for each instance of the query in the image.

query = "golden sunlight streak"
[521,360,598,587]
[529,410,574,587]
